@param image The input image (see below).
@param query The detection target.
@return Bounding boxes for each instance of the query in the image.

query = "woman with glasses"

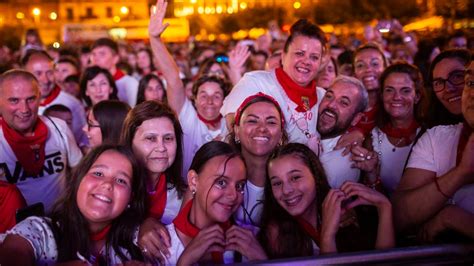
[393,49,473,243]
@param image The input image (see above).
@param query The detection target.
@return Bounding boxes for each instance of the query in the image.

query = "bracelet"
[365,176,381,190]
[433,177,454,204]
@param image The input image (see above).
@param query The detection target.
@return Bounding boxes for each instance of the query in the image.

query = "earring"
[192,189,196,197]
[127,204,131,209]
[235,137,240,144]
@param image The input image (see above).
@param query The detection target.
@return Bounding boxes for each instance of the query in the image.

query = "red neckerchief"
[353,106,378,136]
[113,69,125,81]
[457,122,473,165]
[380,120,419,144]
[147,173,167,219]
[275,67,317,112]
[173,200,232,264]
[197,113,222,128]
[40,85,61,107]
[2,118,48,176]
[90,224,112,242]
[296,216,320,246]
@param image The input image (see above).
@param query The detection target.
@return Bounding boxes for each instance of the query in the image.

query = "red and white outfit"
[221,69,326,149]
[114,70,139,107]
[38,86,88,148]
[406,123,473,213]
[147,174,182,225]
[0,181,26,233]
[0,117,82,213]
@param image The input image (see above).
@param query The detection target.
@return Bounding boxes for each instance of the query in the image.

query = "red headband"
[233,92,285,127]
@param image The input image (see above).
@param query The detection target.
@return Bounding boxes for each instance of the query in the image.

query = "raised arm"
[228,45,251,86]
[148,0,186,113]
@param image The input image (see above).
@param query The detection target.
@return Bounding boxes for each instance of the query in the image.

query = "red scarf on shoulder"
[296,216,320,246]
[2,118,48,176]
[275,67,317,112]
[147,173,167,219]
[197,113,223,129]
[113,69,125,81]
[457,122,473,165]
[40,85,61,107]
[380,120,419,144]
[173,200,232,264]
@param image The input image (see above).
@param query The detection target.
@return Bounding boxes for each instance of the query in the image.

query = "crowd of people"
[0,0,473,264]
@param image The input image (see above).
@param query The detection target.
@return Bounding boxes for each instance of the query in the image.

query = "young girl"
[0,144,147,264]
[259,143,394,258]
[166,141,266,265]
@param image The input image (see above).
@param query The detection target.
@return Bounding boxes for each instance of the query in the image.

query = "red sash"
[197,113,222,129]
[40,85,61,107]
[2,118,48,176]
[90,224,111,242]
[147,173,167,219]
[113,69,125,81]
[380,120,419,144]
[275,67,317,112]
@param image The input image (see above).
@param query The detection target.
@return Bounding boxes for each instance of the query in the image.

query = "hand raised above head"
[148,0,170,38]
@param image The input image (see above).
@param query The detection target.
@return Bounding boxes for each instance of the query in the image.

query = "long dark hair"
[120,100,186,198]
[49,144,147,262]
[80,66,118,107]
[258,143,330,259]
[136,74,166,105]
[425,49,470,128]
[92,100,131,144]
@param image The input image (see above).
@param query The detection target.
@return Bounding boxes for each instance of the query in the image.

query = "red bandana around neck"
[380,119,419,144]
[197,113,222,129]
[2,118,48,176]
[173,200,232,264]
[457,122,473,166]
[275,67,317,112]
[113,69,125,81]
[40,85,61,107]
[147,173,167,219]
[296,216,320,246]
[90,224,112,242]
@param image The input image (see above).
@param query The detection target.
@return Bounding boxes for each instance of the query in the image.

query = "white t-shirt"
[0,216,131,265]
[38,90,88,148]
[319,136,360,188]
[160,185,183,225]
[0,116,82,213]
[221,70,326,149]
[371,127,418,196]
[406,123,474,213]
[179,98,228,177]
[116,75,139,107]
[235,180,264,230]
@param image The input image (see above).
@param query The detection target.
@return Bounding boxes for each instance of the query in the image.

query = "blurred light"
[32,8,41,16]
[282,24,291,32]
[208,34,216,41]
[52,42,60,49]
[49,12,57,20]
[216,6,223,14]
[195,34,202,41]
[240,2,247,9]
[378,28,390,33]
[293,1,301,9]
[227,7,234,14]
[16,12,25,20]
[198,7,204,14]
[109,28,127,39]
[204,7,211,14]
[120,6,129,15]
[190,0,197,3]
[113,16,121,23]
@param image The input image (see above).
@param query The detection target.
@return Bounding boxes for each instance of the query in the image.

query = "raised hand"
[177,224,225,266]
[148,0,170,38]
[229,45,251,71]
[340,181,390,211]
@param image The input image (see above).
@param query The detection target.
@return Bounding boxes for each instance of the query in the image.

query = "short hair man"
[317,75,368,188]
[0,70,82,213]
[90,38,138,107]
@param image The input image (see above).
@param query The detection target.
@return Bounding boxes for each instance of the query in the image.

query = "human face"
[235,101,283,157]
[448,37,467,49]
[195,81,224,121]
[251,54,266,71]
[76,150,132,231]
[432,58,465,115]
[54,62,78,84]
[191,155,246,226]
[317,81,362,139]
[208,63,225,78]
[86,73,113,105]
[90,46,119,71]
[83,110,102,147]
[0,78,40,134]
[382,72,419,122]
[137,50,152,70]
[463,61,474,127]
[24,58,55,98]
[316,58,336,89]
[282,36,323,87]
[354,48,385,91]
[48,110,73,129]
[144,78,165,101]
[268,154,316,220]
[132,117,177,176]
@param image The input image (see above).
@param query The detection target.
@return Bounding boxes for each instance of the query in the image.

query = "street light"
[49,12,57,20]
[32,8,41,23]
[293,1,301,9]
[16,12,25,20]
[120,6,129,15]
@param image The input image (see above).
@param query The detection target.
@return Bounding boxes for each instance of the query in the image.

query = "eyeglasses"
[432,70,466,92]
[87,120,100,131]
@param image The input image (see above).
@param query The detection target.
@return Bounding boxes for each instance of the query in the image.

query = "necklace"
[391,138,404,152]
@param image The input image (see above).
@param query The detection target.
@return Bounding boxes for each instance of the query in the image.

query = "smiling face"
[268,154,317,220]
[194,81,224,121]
[432,58,465,115]
[382,72,419,121]
[282,35,323,87]
[132,117,177,177]
[234,101,283,157]
[354,48,385,91]
[316,57,337,89]
[76,150,132,230]
[191,155,246,226]
[24,56,56,99]
[144,78,165,102]
[86,73,113,105]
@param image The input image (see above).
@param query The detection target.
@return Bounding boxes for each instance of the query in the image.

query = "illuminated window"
[106,7,113,18]
[66,8,73,20]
